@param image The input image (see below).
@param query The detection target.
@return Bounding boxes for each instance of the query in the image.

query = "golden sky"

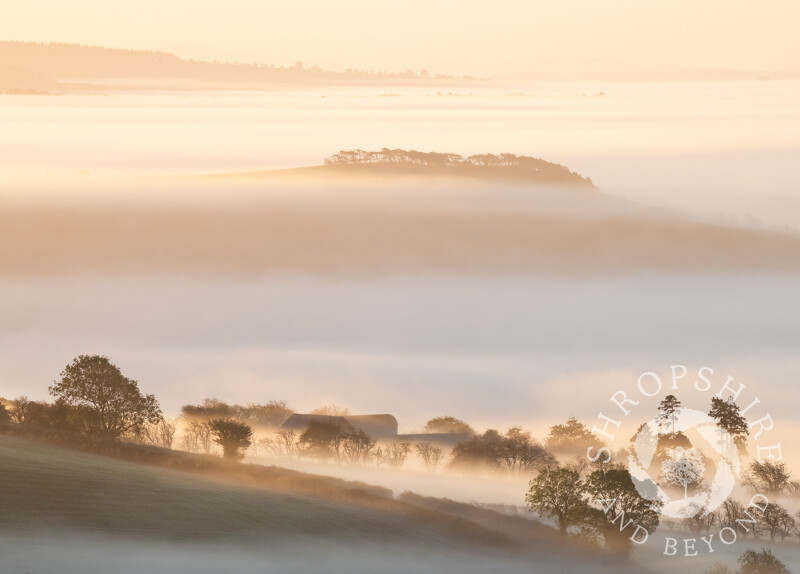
[2,0,799,75]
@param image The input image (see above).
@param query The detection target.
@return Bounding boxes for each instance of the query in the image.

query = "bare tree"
[758,502,796,541]
[685,507,718,535]
[139,419,176,449]
[275,429,298,458]
[376,442,411,468]
[743,460,791,494]
[256,435,284,457]
[340,429,376,465]
[660,447,705,499]
[415,441,444,472]
[182,419,213,454]
[9,396,33,425]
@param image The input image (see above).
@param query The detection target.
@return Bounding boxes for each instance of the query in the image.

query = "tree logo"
[628,407,740,519]
[581,366,787,557]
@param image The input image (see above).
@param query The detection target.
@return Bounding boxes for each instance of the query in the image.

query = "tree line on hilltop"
[1,355,798,568]
[324,148,594,185]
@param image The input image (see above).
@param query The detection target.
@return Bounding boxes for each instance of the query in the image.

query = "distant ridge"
[0,41,476,92]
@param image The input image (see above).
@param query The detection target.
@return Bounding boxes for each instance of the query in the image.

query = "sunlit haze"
[2,0,799,76]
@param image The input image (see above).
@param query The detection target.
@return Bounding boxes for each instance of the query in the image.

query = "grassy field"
[0,434,647,574]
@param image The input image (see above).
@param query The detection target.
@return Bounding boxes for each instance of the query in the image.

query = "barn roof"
[344,414,398,426]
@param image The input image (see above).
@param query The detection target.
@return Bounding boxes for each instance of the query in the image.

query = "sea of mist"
[1,79,799,481]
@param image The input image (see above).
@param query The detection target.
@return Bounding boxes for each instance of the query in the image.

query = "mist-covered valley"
[3,76,800,574]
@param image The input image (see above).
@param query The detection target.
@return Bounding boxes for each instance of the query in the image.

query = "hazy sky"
[3,0,799,76]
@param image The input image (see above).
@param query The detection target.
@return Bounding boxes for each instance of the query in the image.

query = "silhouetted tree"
[181,398,292,428]
[424,416,474,435]
[9,396,78,434]
[0,402,10,427]
[340,429,377,465]
[375,441,410,468]
[738,548,790,574]
[276,429,299,458]
[656,395,681,436]
[415,441,444,472]
[182,419,213,454]
[744,460,791,494]
[450,429,505,469]
[718,498,748,532]
[758,503,795,541]
[139,419,176,449]
[242,400,293,427]
[526,466,589,535]
[181,398,236,420]
[451,428,554,473]
[299,419,345,460]
[499,427,556,473]
[310,404,350,417]
[49,355,162,440]
[585,468,660,556]
[545,417,599,456]
[685,505,718,535]
[209,419,253,460]
[709,397,749,453]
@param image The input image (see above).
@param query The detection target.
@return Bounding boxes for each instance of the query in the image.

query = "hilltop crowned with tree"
[322,148,595,186]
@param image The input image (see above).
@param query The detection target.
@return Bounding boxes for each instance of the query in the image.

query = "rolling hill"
[0,434,647,574]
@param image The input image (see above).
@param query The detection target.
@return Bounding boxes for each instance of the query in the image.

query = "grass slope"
[0,435,650,573]
[0,435,493,548]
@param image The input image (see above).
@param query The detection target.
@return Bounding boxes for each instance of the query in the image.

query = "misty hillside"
[0,435,643,574]
[2,189,800,277]
[0,434,481,547]
[0,42,466,91]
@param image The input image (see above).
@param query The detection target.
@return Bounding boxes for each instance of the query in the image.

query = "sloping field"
[0,435,481,547]
[0,435,645,574]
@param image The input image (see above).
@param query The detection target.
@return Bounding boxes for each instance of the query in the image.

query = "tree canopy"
[181,398,292,428]
[585,468,661,555]
[424,415,475,435]
[49,355,162,440]
[544,417,599,455]
[655,395,681,435]
[744,460,791,494]
[209,419,253,460]
[738,549,791,574]
[323,149,593,185]
[526,466,588,534]
[450,428,555,472]
[708,396,749,453]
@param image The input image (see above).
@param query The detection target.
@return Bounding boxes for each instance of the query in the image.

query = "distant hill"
[0,42,474,91]
[320,149,595,186]
[219,149,596,187]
